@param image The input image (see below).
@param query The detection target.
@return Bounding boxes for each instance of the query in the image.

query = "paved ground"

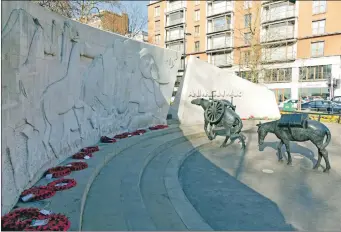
[180,122,341,231]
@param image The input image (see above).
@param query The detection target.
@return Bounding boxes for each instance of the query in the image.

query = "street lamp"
[183,31,192,71]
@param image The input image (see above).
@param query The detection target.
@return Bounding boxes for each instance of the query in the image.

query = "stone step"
[81,129,204,231]
[14,125,183,231]
[140,135,208,230]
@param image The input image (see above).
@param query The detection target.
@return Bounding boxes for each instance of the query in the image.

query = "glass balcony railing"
[208,24,231,33]
[212,59,232,67]
[166,18,185,27]
[166,33,184,42]
[261,30,294,42]
[207,4,233,17]
[166,1,186,13]
[262,6,295,23]
[208,42,232,50]
[262,50,295,62]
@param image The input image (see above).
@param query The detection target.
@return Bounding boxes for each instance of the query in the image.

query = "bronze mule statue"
[256,114,331,172]
[191,98,246,149]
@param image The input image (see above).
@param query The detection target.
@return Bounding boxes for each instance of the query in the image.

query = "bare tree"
[33,0,120,22]
[232,1,296,84]
[121,2,148,39]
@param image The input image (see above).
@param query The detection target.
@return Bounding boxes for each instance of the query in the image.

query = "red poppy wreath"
[20,186,56,202]
[45,166,72,178]
[47,179,77,191]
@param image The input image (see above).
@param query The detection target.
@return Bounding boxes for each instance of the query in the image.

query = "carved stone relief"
[1,2,180,214]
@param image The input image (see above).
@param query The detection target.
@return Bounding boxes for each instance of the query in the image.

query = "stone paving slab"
[140,134,208,230]
[179,123,341,231]
[82,128,205,231]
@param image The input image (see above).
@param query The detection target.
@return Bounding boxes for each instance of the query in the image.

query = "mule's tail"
[321,127,331,150]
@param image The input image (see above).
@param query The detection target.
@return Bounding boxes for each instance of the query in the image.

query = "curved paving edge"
[78,126,190,231]
[164,144,214,231]
[13,126,183,231]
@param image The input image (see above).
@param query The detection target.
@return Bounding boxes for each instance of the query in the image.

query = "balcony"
[261,30,295,43]
[166,17,185,27]
[261,47,295,63]
[207,41,232,51]
[166,43,184,53]
[166,1,186,13]
[207,2,233,17]
[212,58,232,67]
[207,24,231,34]
[165,33,184,42]
[262,5,295,23]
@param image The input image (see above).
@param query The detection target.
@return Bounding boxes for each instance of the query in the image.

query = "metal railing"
[281,110,341,124]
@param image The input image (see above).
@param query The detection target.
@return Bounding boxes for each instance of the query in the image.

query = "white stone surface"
[1,1,180,214]
[175,56,280,125]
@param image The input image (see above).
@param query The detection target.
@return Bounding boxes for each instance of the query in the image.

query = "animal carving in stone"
[256,114,332,172]
[139,48,168,108]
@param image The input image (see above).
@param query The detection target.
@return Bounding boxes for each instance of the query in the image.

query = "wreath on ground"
[65,162,88,171]
[100,136,117,143]
[149,125,168,130]
[72,152,92,159]
[47,179,77,191]
[130,129,147,136]
[24,213,71,231]
[45,166,71,178]
[20,186,56,202]
[114,132,131,139]
[81,146,99,153]
[1,208,49,231]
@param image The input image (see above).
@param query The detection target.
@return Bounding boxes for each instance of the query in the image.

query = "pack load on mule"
[191,91,246,149]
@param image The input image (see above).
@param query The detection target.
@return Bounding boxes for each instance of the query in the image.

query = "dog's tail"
[321,127,331,150]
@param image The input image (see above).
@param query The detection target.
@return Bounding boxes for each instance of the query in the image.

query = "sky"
[99,1,149,31]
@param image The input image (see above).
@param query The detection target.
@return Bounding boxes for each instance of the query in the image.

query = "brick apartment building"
[86,10,129,35]
[147,0,341,103]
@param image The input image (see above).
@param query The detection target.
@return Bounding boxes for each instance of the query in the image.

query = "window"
[244,14,252,28]
[155,35,160,45]
[264,68,292,83]
[212,53,230,66]
[236,71,258,82]
[244,32,251,45]
[313,0,326,14]
[195,0,200,5]
[311,41,324,57]
[312,20,325,35]
[195,10,200,21]
[242,51,251,66]
[299,65,331,81]
[195,41,200,52]
[244,1,252,9]
[194,26,200,36]
[154,6,160,17]
[155,20,160,32]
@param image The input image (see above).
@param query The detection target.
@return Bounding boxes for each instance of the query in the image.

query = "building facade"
[86,10,129,35]
[147,0,341,103]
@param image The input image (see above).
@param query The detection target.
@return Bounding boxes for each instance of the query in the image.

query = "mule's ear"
[256,121,262,127]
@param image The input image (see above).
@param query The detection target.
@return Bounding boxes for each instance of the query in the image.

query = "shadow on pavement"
[260,141,317,165]
[179,150,296,231]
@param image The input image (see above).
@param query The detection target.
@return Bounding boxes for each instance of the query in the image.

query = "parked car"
[301,100,341,113]
[332,96,341,104]
[278,99,299,109]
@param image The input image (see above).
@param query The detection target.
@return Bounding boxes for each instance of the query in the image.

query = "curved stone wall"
[1,1,180,214]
